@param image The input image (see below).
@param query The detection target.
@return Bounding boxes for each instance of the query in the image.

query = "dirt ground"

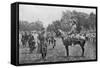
[19,38,96,64]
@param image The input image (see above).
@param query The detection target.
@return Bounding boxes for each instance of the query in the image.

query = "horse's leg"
[29,43,32,53]
[81,46,84,56]
[24,40,26,47]
[81,40,86,57]
[23,42,25,48]
[21,39,24,48]
[23,39,26,48]
[51,40,54,48]
[53,40,56,48]
[80,43,85,57]
[49,39,50,45]
[65,46,69,56]
[29,46,33,54]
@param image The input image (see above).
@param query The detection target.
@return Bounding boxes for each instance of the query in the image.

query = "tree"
[19,20,44,31]
[47,10,96,34]
[19,20,29,31]
[29,20,44,31]
[47,24,55,32]
[88,12,96,31]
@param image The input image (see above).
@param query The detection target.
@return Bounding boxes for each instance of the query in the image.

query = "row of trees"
[47,10,96,33]
[19,10,96,34]
[19,20,44,31]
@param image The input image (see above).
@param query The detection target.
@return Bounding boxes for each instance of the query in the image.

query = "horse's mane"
[58,29,68,37]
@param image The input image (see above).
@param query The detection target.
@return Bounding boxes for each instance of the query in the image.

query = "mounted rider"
[68,18,77,35]
[70,18,86,40]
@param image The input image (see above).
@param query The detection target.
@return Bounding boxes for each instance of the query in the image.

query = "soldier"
[38,28,47,60]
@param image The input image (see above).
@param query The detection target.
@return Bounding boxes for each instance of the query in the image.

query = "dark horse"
[58,29,88,57]
[28,33,36,53]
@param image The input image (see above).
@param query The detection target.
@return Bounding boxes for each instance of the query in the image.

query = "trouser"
[41,41,47,59]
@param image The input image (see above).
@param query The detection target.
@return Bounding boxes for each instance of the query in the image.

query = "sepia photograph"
[18,3,97,64]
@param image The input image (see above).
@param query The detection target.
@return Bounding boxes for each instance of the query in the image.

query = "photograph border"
[11,2,98,66]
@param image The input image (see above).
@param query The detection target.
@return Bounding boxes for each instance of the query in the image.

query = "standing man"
[38,28,47,60]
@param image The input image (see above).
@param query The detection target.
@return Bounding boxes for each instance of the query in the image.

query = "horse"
[58,29,88,57]
[28,33,36,54]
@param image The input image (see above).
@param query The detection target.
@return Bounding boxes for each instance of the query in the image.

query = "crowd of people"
[19,28,56,60]
[19,21,96,60]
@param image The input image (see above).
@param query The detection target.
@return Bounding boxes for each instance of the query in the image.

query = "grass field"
[19,38,96,64]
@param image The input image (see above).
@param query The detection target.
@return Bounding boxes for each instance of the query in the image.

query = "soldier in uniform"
[38,28,47,60]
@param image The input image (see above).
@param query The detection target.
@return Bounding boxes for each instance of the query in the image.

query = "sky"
[19,4,96,28]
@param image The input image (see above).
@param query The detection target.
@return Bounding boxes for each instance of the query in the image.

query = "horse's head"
[57,29,68,40]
